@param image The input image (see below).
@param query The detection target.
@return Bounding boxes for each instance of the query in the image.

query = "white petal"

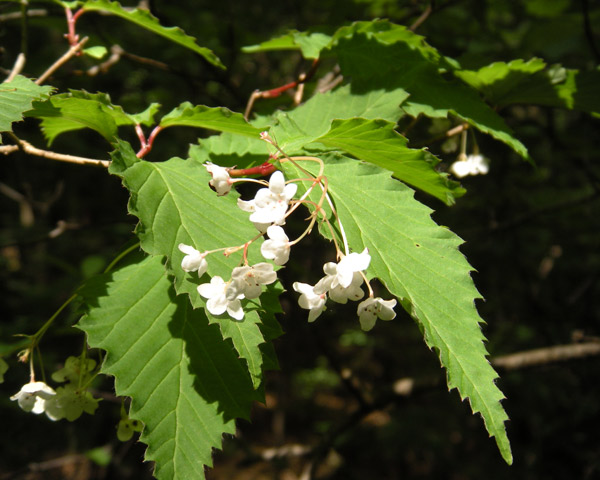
[268,171,285,194]
[266,225,289,242]
[359,311,377,331]
[227,300,245,320]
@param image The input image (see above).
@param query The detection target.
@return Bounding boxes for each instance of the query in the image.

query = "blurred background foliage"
[1,0,599,478]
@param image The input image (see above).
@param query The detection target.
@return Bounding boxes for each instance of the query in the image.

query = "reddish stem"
[135,125,163,158]
[65,7,85,47]
[229,162,277,177]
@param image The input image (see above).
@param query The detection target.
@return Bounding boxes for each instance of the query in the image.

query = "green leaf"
[454,58,547,106]
[283,156,512,464]
[80,0,224,68]
[159,102,264,137]
[109,141,279,386]
[314,118,464,205]
[242,30,332,59]
[128,102,162,126]
[269,84,410,153]
[0,75,53,134]
[82,45,108,59]
[328,20,530,160]
[78,254,260,479]
[484,65,600,113]
[25,94,123,145]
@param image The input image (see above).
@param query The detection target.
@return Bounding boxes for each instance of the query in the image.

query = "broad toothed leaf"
[159,102,264,137]
[314,117,464,205]
[78,254,260,479]
[109,140,280,387]
[283,156,512,464]
[0,75,53,136]
[80,0,224,68]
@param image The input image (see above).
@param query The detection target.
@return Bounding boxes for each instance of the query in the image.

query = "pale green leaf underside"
[283,157,512,464]
[242,30,332,59]
[0,75,53,133]
[81,0,224,68]
[268,84,410,154]
[314,117,463,205]
[159,102,264,137]
[78,254,259,479]
[110,141,274,386]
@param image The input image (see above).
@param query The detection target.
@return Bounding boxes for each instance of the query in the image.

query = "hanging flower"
[237,198,270,232]
[205,163,233,196]
[197,276,245,320]
[327,272,365,304]
[248,171,297,226]
[314,248,371,293]
[178,244,208,276]
[231,263,277,299]
[357,297,397,331]
[293,282,327,322]
[261,225,291,265]
[449,154,489,178]
[10,381,56,415]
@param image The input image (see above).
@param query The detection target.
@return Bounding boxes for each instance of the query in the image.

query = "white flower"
[449,154,489,178]
[198,276,245,320]
[293,282,327,322]
[231,263,277,299]
[237,198,270,232]
[357,297,397,331]
[205,163,233,195]
[261,225,291,265]
[248,171,297,225]
[328,272,365,304]
[178,243,208,276]
[11,381,56,415]
[314,248,371,293]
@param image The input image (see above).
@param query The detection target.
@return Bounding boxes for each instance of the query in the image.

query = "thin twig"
[492,342,600,370]
[1,136,109,167]
[411,122,469,148]
[409,4,433,31]
[4,53,26,83]
[35,36,89,85]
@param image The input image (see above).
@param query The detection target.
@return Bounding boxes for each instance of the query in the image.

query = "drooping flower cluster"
[292,248,396,330]
[449,154,489,178]
[182,140,397,330]
[11,356,100,421]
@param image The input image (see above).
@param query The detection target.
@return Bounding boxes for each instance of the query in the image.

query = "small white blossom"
[449,154,489,178]
[248,171,297,225]
[357,297,397,331]
[178,244,208,276]
[261,225,291,265]
[293,282,327,323]
[11,381,56,415]
[198,276,245,320]
[314,248,371,293]
[205,163,233,195]
[237,198,270,232]
[231,263,277,299]
[328,272,365,304]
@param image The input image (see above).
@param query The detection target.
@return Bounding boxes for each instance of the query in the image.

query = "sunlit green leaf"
[78,254,260,479]
[80,0,224,68]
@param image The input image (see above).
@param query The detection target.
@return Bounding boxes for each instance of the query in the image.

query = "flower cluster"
[449,154,489,178]
[293,248,397,330]
[10,356,100,421]
[179,169,297,321]
[192,144,397,330]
